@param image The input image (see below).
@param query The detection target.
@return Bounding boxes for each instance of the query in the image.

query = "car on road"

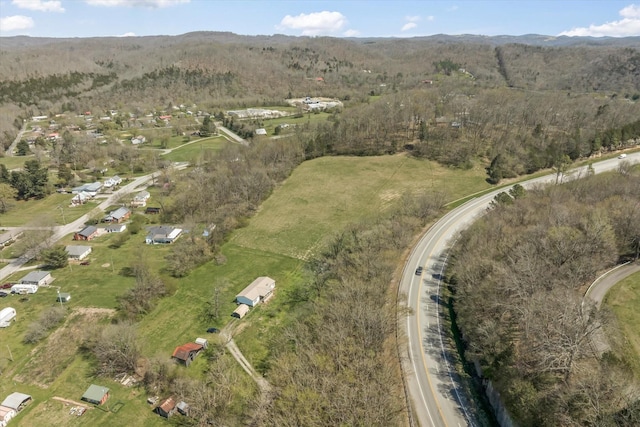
[415,266,423,275]
[618,153,627,159]
[207,327,220,334]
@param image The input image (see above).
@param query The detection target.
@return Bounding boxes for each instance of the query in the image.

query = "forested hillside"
[448,171,640,426]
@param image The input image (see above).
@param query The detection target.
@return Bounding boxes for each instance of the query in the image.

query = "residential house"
[105,224,127,233]
[235,276,276,307]
[74,225,98,241]
[65,245,92,261]
[103,175,122,188]
[145,226,182,244]
[132,190,150,207]
[0,230,23,248]
[131,135,146,145]
[81,385,109,405]
[172,343,204,367]
[71,182,102,196]
[20,270,52,286]
[153,396,177,418]
[103,207,130,223]
[71,191,91,206]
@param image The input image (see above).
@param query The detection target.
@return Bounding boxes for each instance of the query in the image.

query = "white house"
[65,245,92,261]
[105,224,127,233]
[132,190,150,207]
[71,182,102,196]
[0,307,16,328]
[235,276,276,307]
[71,191,91,206]
[103,175,122,188]
[145,226,182,244]
[131,135,146,145]
[20,270,52,286]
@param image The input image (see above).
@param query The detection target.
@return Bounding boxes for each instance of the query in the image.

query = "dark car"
[0,291,8,297]
[1,283,12,289]
[415,266,423,275]
[80,260,90,266]
[207,327,220,334]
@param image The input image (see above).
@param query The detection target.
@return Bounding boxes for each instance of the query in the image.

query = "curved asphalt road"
[586,261,640,308]
[401,152,640,426]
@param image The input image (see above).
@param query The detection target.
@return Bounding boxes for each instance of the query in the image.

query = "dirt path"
[52,396,92,409]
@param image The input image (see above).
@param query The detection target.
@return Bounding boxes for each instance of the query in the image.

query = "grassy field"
[0,155,31,171]
[161,136,228,163]
[0,194,98,227]
[604,270,640,377]
[231,154,491,259]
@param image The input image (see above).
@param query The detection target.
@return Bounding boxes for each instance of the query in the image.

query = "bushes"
[23,306,65,344]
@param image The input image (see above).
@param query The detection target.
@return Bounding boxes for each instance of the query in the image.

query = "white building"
[66,245,92,261]
[11,284,38,294]
[235,276,276,307]
[20,270,52,286]
[0,307,16,328]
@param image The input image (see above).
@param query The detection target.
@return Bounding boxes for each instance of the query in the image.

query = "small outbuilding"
[153,396,176,418]
[176,401,189,416]
[0,392,32,412]
[194,337,208,349]
[235,276,276,307]
[81,385,109,405]
[232,304,250,319]
[20,270,52,286]
[56,293,71,303]
[66,245,92,261]
[0,307,16,328]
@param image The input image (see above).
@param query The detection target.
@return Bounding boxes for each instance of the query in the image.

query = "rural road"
[586,261,640,308]
[401,152,639,426]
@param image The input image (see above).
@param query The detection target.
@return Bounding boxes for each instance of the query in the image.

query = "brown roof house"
[172,342,204,367]
[74,225,98,241]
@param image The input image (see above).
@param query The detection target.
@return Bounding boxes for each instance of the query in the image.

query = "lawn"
[0,155,31,171]
[604,270,640,377]
[161,136,228,163]
[0,194,98,227]
[230,153,491,260]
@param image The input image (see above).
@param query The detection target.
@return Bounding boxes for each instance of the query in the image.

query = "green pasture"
[604,270,640,377]
[0,155,31,171]
[231,154,491,259]
[161,136,227,163]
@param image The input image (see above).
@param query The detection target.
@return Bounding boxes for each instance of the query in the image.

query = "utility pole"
[6,345,13,362]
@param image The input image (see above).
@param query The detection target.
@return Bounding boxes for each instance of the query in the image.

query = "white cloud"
[12,0,64,12]
[85,0,189,8]
[401,22,417,32]
[559,4,640,37]
[0,14,34,32]
[278,11,348,36]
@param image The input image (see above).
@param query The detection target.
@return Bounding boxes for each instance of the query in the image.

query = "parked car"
[80,260,90,265]
[1,283,12,289]
[206,327,220,334]
[415,266,423,275]
[0,291,8,297]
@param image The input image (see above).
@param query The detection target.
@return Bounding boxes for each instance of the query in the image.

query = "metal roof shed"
[1,392,32,411]
[81,385,109,405]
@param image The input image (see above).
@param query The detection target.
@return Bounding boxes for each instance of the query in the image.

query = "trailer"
[0,307,16,327]
[11,284,38,294]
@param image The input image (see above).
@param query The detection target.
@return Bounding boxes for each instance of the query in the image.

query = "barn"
[0,392,31,412]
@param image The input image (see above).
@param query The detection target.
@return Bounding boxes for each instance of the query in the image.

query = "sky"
[1,0,639,38]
